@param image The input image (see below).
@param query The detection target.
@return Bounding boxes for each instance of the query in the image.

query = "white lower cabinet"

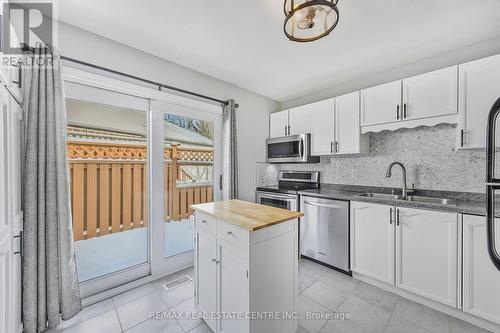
[395,207,458,307]
[351,202,459,307]
[463,214,500,325]
[350,202,395,284]
[194,211,298,333]
[196,226,218,331]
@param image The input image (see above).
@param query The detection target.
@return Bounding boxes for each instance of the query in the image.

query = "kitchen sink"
[357,193,403,200]
[357,193,456,206]
[403,195,456,205]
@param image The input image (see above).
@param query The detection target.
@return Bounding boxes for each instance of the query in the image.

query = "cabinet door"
[402,66,458,121]
[309,98,334,155]
[463,214,500,325]
[335,92,366,155]
[0,238,12,333]
[458,54,500,149]
[350,202,395,284]
[288,106,310,135]
[218,239,249,333]
[195,228,217,331]
[360,80,402,126]
[269,110,289,138]
[396,208,458,307]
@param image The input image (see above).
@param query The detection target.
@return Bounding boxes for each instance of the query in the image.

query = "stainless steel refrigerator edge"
[300,195,350,272]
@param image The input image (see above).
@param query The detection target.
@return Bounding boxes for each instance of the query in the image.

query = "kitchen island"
[191,199,303,333]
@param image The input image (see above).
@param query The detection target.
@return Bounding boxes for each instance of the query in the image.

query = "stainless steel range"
[255,171,320,212]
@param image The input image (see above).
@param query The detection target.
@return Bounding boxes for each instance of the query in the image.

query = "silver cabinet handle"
[335,141,339,154]
[396,105,400,119]
[460,129,465,147]
[389,208,393,225]
[226,231,233,236]
[330,141,333,154]
[284,125,287,136]
[288,125,291,135]
[396,209,401,226]
[403,103,408,119]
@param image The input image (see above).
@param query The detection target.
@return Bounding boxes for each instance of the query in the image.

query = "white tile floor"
[48,259,493,333]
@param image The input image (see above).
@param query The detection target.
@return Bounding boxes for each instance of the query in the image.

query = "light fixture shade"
[284,0,339,42]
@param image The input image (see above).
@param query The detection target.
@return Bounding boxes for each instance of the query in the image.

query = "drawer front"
[196,212,216,234]
[217,220,249,249]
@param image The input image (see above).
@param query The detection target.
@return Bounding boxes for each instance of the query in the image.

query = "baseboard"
[353,273,500,333]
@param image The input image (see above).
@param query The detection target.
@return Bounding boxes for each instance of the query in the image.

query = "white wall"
[57,22,280,201]
[282,36,500,108]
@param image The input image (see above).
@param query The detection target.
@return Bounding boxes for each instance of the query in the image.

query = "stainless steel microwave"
[266,133,319,163]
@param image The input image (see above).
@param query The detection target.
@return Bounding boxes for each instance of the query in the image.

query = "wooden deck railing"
[68,142,213,241]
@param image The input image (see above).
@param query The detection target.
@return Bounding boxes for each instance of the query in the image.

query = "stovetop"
[256,182,320,194]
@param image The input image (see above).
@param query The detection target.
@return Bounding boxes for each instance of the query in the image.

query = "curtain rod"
[59,55,238,108]
[20,46,238,108]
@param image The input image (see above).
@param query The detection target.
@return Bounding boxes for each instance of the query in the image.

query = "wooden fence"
[68,142,213,241]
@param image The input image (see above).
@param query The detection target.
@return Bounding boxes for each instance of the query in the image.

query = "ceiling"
[56,0,500,102]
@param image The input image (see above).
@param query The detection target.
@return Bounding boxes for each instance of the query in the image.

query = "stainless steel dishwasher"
[300,195,349,273]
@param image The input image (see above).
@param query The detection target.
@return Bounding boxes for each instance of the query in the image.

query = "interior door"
[0,88,12,333]
[361,80,402,126]
[150,100,222,276]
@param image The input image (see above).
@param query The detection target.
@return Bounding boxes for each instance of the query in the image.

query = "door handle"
[396,105,400,120]
[485,96,500,271]
[303,201,344,209]
[396,209,401,226]
[460,129,465,147]
[403,103,407,119]
[284,125,287,136]
[219,174,223,191]
[390,208,393,225]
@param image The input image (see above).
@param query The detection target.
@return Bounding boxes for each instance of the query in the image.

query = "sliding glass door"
[150,101,222,275]
[65,83,151,297]
[64,79,222,297]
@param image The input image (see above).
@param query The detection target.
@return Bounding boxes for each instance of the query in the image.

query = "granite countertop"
[298,184,495,217]
[191,199,304,231]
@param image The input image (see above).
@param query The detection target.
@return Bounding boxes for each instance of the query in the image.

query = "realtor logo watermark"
[1,1,56,67]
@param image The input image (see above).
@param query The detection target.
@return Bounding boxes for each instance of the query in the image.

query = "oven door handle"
[258,193,296,201]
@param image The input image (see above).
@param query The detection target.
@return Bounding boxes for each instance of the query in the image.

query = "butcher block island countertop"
[190,199,303,231]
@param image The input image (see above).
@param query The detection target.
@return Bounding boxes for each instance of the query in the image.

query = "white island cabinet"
[192,200,302,333]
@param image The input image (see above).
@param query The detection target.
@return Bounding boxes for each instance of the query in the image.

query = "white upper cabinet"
[269,110,289,138]
[463,214,500,325]
[361,80,402,126]
[335,92,368,155]
[402,66,458,121]
[288,106,311,135]
[395,208,458,308]
[458,53,500,149]
[350,202,395,285]
[309,98,334,155]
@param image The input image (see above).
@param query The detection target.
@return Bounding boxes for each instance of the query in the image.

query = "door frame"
[62,67,223,300]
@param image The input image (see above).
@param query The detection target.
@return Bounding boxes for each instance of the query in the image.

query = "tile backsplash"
[256,124,488,193]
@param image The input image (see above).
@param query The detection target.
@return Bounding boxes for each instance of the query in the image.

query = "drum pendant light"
[284,0,339,42]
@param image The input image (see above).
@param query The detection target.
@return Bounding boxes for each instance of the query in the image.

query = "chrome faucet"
[385,162,409,197]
